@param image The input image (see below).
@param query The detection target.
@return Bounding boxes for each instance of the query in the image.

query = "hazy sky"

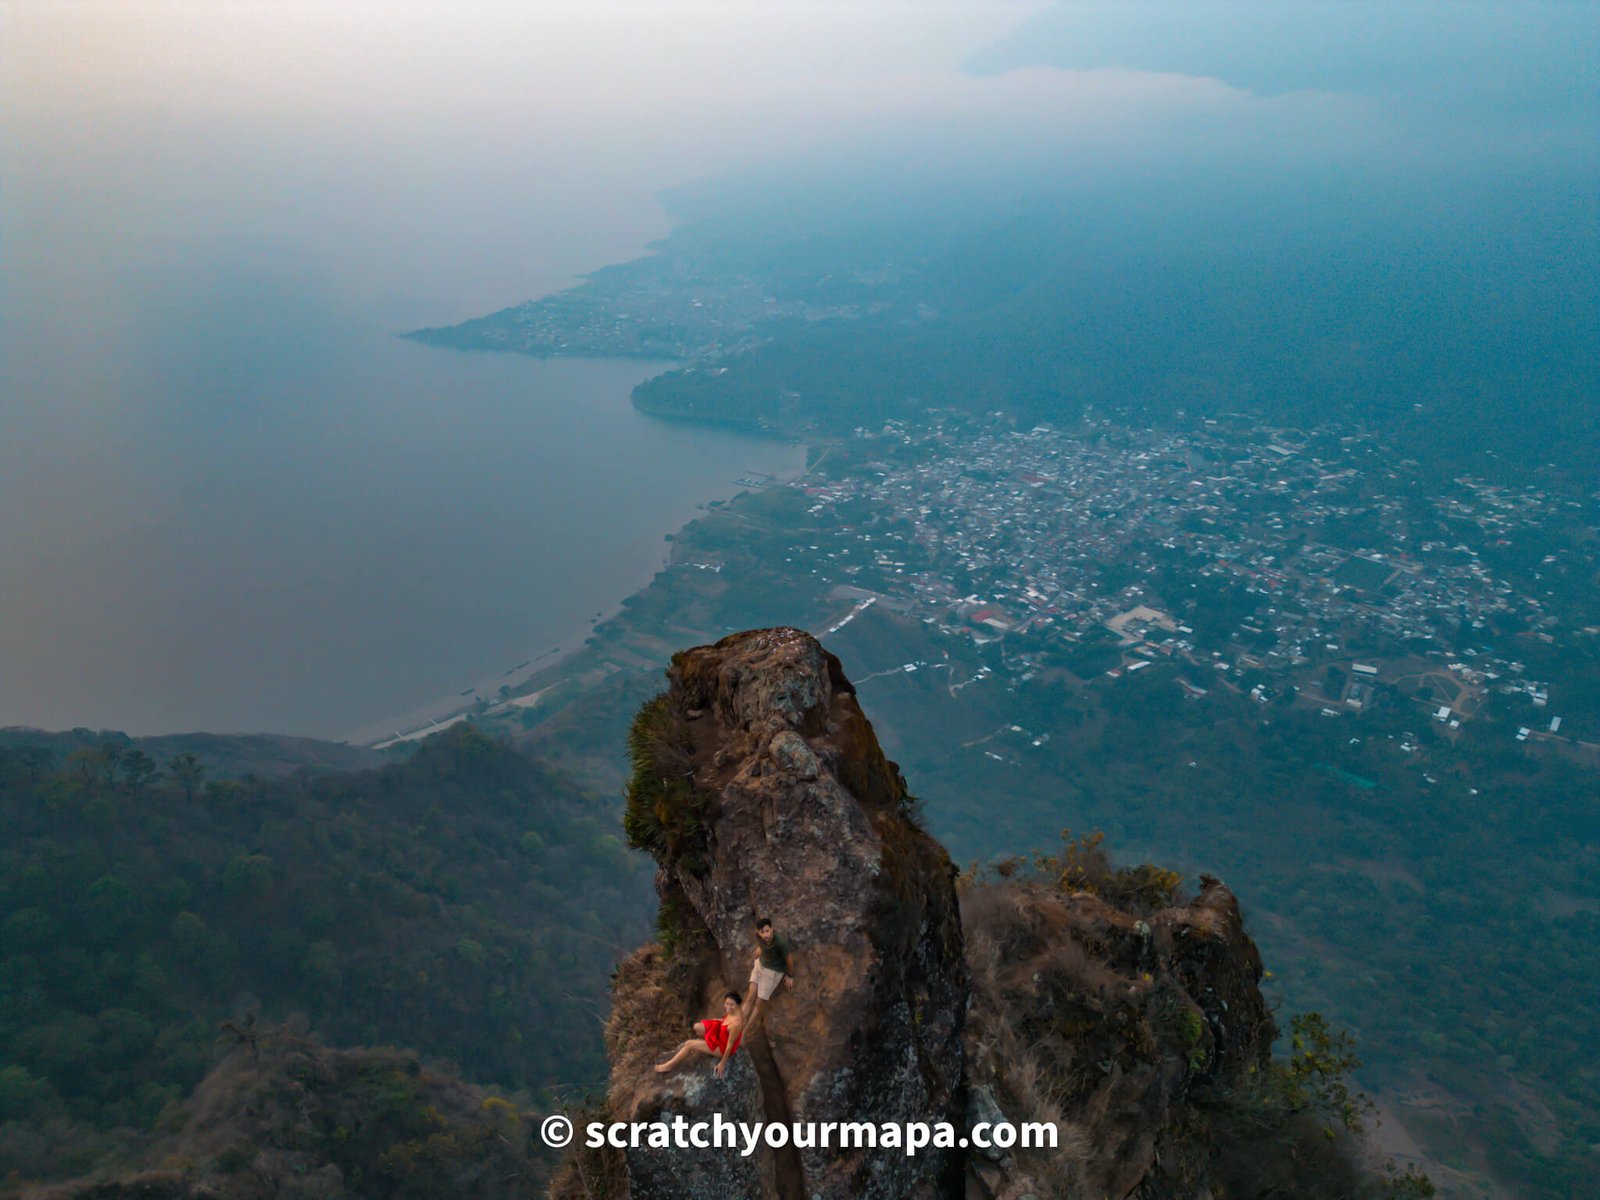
[7,0,1589,330]
[3,1,1034,326]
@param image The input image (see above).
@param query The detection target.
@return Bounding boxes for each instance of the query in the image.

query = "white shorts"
[749,963,785,1000]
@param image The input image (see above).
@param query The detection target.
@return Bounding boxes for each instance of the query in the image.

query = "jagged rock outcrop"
[602,628,967,1200]
[558,629,1280,1200]
[961,873,1276,1199]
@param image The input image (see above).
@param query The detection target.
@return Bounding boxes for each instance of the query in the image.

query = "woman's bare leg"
[655,1039,700,1073]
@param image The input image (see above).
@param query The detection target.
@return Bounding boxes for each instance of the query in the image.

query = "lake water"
[0,328,801,737]
[0,3,812,737]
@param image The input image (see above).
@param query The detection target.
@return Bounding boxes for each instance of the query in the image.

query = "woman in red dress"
[654,991,744,1077]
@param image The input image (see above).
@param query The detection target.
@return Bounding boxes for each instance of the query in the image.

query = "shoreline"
[340,458,811,750]
[340,597,635,750]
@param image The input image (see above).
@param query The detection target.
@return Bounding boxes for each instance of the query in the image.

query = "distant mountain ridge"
[412,167,1598,488]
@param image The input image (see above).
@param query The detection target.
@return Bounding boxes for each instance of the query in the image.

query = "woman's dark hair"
[725,991,743,1005]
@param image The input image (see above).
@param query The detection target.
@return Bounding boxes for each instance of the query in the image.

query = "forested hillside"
[631,177,1597,487]
[0,726,652,1186]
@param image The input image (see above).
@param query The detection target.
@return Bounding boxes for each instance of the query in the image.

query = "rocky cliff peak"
[606,628,966,1200]
[557,629,1282,1200]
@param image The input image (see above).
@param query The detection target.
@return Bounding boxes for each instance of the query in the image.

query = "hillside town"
[742,414,1597,747]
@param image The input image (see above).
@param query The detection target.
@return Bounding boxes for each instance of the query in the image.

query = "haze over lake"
[3,2,1591,736]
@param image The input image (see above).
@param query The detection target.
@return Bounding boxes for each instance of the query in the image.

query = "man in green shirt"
[743,917,793,1029]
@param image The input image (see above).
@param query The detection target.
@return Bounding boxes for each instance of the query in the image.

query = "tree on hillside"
[19,745,51,784]
[168,752,205,803]
[217,1012,265,1063]
[121,749,159,794]
[68,747,105,788]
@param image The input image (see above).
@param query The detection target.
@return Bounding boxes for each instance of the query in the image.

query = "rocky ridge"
[597,628,966,1200]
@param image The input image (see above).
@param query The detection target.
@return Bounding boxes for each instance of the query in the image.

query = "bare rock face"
[608,629,967,1200]
[596,944,770,1200]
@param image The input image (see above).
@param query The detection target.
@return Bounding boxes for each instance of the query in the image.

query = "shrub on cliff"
[622,694,708,871]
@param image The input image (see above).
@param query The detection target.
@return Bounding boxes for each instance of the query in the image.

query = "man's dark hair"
[756,917,773,930]
[726,991,742,1005]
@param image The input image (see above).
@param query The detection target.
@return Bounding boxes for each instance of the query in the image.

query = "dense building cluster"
[764,414,1593,740]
